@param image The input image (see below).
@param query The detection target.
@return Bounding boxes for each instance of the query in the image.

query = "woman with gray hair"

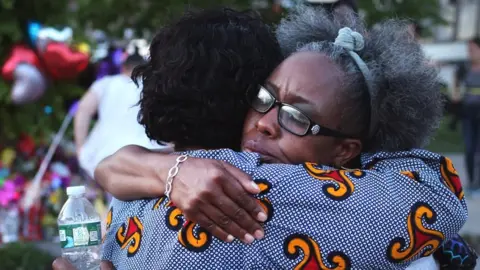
[90,6,473,270]
[276,6,442,153]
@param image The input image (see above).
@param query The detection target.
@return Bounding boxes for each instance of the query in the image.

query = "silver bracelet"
[164,154,189,200]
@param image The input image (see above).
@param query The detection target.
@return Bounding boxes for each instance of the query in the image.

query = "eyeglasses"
[247,85,351,138]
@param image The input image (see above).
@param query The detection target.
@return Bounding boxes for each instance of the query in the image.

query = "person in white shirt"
[74,49,166,179]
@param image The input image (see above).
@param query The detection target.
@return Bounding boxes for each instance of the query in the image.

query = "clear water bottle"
[58,186,101,270]
[0,204,20,243]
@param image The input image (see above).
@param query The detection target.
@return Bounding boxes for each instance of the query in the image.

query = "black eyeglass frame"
[248,86,352,138]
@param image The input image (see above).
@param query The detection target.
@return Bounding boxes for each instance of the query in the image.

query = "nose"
[255,107,281,139]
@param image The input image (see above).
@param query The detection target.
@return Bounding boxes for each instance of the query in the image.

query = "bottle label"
[59,222,101,248]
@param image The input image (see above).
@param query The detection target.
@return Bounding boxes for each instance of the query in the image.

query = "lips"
[242,140,281,163]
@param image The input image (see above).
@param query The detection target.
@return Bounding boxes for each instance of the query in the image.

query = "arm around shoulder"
[94,145,173,200]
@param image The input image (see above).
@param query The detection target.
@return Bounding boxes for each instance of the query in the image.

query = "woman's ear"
[333,138,362,168]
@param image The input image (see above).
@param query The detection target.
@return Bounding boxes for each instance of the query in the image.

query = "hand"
[170,158,267,244]
[52,258,115,270]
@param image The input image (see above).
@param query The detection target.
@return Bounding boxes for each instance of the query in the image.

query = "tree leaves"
[358,0,447,30]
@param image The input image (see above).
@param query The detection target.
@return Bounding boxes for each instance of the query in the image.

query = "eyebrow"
[265,81,311,105]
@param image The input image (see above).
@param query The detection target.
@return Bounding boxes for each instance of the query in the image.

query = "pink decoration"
[0,181,19,207]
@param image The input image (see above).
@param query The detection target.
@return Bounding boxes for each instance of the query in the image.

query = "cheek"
[280,136,338,164]
[242,110,261,136]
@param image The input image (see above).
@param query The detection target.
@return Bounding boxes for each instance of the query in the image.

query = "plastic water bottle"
[58,186,101,270]
[0,204,20,243]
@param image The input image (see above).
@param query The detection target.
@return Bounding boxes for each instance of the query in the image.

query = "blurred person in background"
[455,37,480,196]
[74,48,166,180]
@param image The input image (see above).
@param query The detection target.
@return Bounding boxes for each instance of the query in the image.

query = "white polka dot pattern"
[102,149,468,270]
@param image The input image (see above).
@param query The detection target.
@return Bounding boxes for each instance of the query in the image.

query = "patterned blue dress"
[102,149,468,269]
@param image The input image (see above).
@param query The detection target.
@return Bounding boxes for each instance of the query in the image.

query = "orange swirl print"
[255,179,274,222]
[257,197,274,222]
[115,216,144,257]
[105,207,113,231]
[284,234,351,270]
[178,220,212,252]
[164,179,274,253]
[439,157,464,201]
[152,196,166,210]
[303,163,364,201]
[165,206,184,231]
[102,208,113,244]
[387,202,444,263]
[400,171,421,182]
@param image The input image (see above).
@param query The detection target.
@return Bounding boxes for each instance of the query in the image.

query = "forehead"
[268,51,344,104]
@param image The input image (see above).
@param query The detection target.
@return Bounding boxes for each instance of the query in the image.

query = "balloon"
[1,44,42,81]
[1,148,16,167]
[76,42,91,55]
[27,21,42,46]
[42,42,89,80]
[11,63,47,104]
[38,27,73,43]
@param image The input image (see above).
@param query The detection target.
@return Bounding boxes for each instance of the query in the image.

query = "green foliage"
[426,115,464,153]
[73,0,252,37]
[0,242,54,270]
[357,0,447,32]
[0,81,84,143]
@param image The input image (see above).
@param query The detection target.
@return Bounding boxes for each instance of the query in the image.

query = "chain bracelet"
[164,154,189,200]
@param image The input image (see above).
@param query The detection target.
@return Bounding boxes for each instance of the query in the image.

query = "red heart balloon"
[42,42,89,80]
[1,44,42,81]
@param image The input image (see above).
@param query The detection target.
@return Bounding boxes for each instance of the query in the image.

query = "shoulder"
[182,149,262,168]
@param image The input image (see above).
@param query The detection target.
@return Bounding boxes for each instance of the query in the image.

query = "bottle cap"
[66,186,86,196]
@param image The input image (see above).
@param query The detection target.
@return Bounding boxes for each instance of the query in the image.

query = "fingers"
[221,162,259,194]
[220,162,267,223]
[219,171,267,224]
[207,193,264,241]
[199,203,256,244]
[188,211,234,243]
[52,258,76,270]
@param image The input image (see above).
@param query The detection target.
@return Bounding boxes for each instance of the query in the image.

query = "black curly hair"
[132,8,283,151]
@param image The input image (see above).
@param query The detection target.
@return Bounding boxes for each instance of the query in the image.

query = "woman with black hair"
[74,47,166,179]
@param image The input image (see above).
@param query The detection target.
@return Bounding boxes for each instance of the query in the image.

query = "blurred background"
[0,0,479,268]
